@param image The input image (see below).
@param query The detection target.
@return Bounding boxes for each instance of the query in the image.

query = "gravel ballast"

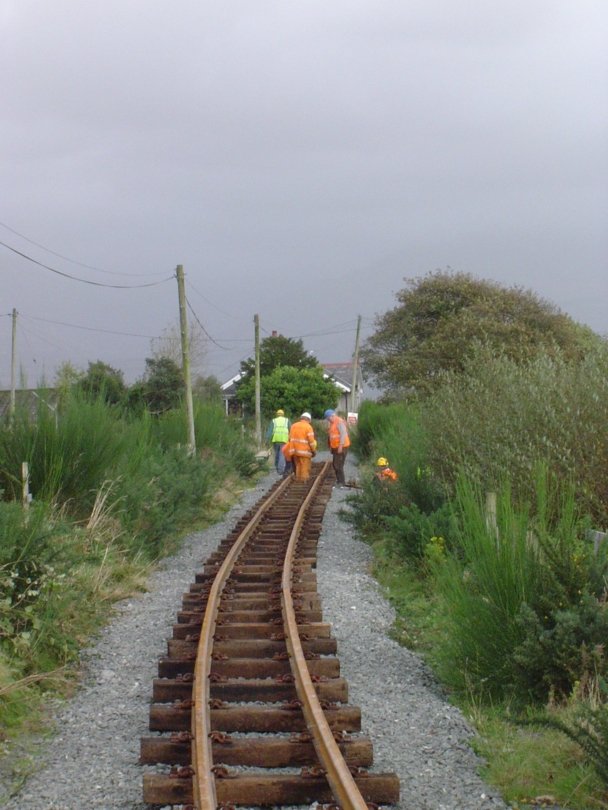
[0,454,509,810]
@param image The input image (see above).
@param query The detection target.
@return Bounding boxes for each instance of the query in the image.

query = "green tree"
[239,335,318,383]
[361,270,597,396]
[54,361,84,403]
[126,356,183,414]
[236,366,338,419]
[193,374,222,404]
[77,360,126,405]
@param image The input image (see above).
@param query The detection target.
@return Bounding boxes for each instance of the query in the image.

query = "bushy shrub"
[116,445,215,558]
[385,501,456,560]
[0,502,65,661]
[341,478,405,537]
[422,343,608,526]
[346,399,451,561]
[431,472,608,701]
[353,401,409,458]
[514,599,608,701]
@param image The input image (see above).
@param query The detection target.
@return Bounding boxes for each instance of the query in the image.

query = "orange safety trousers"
[293,455,312,482]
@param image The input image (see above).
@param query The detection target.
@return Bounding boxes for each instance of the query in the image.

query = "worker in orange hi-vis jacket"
[324,409,351,488]
[374,457,399,482]
[288,412,317,482]
[281,440,294,477]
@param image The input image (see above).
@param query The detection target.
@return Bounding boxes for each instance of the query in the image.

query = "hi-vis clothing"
[289,419,317,457]
[289,418,317,483]
[269,416,289,443]
[327,415,350,450]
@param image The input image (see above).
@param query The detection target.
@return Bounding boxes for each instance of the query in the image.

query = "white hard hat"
[301,412,312,419]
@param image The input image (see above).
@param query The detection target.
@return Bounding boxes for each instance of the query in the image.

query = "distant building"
[220,373,246,415]
[320,362,364,415]
[0,388,59,420]
[219,362,363,417]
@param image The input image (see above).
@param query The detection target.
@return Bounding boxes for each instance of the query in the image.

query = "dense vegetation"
[347,331,608,807]
[0,392,259,750]
[235,334,339,417]
[361,270,598,396]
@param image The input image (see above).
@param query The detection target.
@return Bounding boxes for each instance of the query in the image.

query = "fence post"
[21,462,31,508]
[587,529,607,556]
[485,492,498,539]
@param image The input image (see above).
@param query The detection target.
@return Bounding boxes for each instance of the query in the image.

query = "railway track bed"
[141,461,400,808]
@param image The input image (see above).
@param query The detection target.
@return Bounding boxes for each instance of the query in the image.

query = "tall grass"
[431,471,608,701]
[0,394,130,512]
[431,476,540,696]
[150,402,258,477]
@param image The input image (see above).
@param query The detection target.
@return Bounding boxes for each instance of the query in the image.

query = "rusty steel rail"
[191,473,293,810]
[142,462,400,808]
[282,463,369,810]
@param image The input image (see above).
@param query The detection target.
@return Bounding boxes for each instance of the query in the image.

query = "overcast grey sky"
[1,1,606,388]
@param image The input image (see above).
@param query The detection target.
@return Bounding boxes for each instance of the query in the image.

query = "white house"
[220,361,363,417]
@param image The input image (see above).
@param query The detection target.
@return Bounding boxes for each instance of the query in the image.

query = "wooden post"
[588,529,607,556]
[176,265,196,456]
[254,314,262,447]
[22,461,31,508]
[485,492,498,539]
[350,314,361,415]
[10,308,17,422]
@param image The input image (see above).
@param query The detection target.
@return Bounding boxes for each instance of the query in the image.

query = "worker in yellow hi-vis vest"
[266,409,290,474]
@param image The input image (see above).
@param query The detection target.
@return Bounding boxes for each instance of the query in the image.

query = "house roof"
[220,372,244,395]
[321,362,363,392]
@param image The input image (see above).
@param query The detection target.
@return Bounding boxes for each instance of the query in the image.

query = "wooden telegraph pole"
[175,265,196,455]
[9,308,17,422]
[350,314,362,415]
[254,313,262,447]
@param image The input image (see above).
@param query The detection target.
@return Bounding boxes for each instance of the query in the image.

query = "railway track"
[141,461,400,808]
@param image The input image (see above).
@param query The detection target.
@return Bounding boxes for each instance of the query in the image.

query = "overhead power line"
[187,280,239,319]
[22,313,158,339]
[185,297,233,351]
[0,220,168,278]
[0,240,174,288]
